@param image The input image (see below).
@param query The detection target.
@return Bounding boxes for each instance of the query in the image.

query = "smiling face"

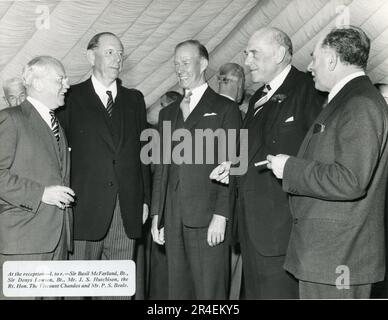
[244,31,282,84]
[174,43,207,90]
[38,63,69,109]
[88,34,124,86]
[4,82,26,107]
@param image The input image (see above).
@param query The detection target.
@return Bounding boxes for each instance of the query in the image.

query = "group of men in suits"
[1,24,387,300]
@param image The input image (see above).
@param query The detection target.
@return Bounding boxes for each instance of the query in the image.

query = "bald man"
[211,27,325,299]
[2,78,26,108]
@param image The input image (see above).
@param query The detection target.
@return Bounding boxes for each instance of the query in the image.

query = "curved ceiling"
[1,0,388,122]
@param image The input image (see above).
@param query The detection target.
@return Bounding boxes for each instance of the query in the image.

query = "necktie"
[254,84,271,116]
[49,110,60,142]
[180,89,192,121]
[106,90,114,117]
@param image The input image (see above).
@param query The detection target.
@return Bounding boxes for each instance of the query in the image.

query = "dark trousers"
[299,280,372,299]
[0,220,68,300]
[164,188,229,300]
[70,198,135,300]
[238,202,298,299]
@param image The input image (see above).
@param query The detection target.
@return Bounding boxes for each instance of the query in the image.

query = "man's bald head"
[245,27,293,84]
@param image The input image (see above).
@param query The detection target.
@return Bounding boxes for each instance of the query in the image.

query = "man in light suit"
[268,26,388,299]
[211,27,324,299]
[151,40,241,299]
[0,56,74,299]
[58,32,150,299]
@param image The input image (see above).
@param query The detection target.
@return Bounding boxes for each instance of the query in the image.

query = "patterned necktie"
[106,90,114,117]
[180,89,192,121]
[49,110,60,142]
[254,84,271,116]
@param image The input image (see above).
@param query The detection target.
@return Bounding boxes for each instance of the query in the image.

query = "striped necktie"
[106,90,114,117]
[49,110,60,142]
[254,84,271,116]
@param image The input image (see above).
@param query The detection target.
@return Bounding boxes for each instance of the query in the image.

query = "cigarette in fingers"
[254,160,269,167]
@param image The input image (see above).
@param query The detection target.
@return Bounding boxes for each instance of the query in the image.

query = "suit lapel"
[22,101,61,170]
[183,87,215,131]
[247,66,298,164]
[297,76,368,157]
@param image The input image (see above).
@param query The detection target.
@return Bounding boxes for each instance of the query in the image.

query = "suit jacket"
[234,66,324,256]
[57,78,150,241]
[151,86,241,228]
[283,76,388,285]
[0,100,72,254]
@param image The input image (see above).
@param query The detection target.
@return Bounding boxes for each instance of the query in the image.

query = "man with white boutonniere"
[210,27,325,299]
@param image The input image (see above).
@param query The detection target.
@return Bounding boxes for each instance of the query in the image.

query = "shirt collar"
[91,74,117,106]
[27,96,52,128]
[266,64,292,95]
[328,71,365,103]
[188,83,208,112]
[219,93,235,101]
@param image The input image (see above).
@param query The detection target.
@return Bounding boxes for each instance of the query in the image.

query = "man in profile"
[268,26,388,299]
[0,56,74,299]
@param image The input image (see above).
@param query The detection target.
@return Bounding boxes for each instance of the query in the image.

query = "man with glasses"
[58,32,150,299]
[0,56,74,299]
[2,77,26,108]
[217,63,245,105]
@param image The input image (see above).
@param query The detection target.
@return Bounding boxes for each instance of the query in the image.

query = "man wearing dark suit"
[0,56,74,299]
[211,28,324,299]
[150,40,241,299]
[268,26,388,299]
[58,32,150,299]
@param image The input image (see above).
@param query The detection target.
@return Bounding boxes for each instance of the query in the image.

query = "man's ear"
[275,46,287,64]
[327,49,338,72]
[86,49,95,66]
[32,77,43,92]
[200,57,209,74]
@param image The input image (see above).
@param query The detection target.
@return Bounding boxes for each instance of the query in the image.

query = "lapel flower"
[270,93,287,103]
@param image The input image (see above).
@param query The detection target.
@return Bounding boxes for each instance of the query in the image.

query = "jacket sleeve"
[136,91,151,207]
[0,110,44,213]
[214,101,242,219]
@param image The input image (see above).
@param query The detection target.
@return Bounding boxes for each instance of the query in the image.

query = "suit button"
[272,139,276,144]
[112,160,116,165]
[108,181,114,187]
[293,218,298,224]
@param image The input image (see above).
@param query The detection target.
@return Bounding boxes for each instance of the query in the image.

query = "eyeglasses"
[217,75,238,84]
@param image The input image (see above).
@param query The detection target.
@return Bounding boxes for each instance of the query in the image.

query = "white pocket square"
[285,116,294,123]
[203,112,217,117]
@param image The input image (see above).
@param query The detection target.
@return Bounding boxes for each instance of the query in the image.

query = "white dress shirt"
[27,96,53,129]
[265,64,292,101]
[91,74,117,108]
[328,71,365,103]
[188,83,208,114]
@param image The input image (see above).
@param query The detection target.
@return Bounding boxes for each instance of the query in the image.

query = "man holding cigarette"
[267,27,388,299]
[211,27,323,298]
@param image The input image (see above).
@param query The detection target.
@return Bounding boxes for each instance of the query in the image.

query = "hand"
[209,161,232,185]
[151,215,165,245]
[42,186,75,210]
[266,154,290,179]
[207,214,226,247]
[143,203,149,224]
